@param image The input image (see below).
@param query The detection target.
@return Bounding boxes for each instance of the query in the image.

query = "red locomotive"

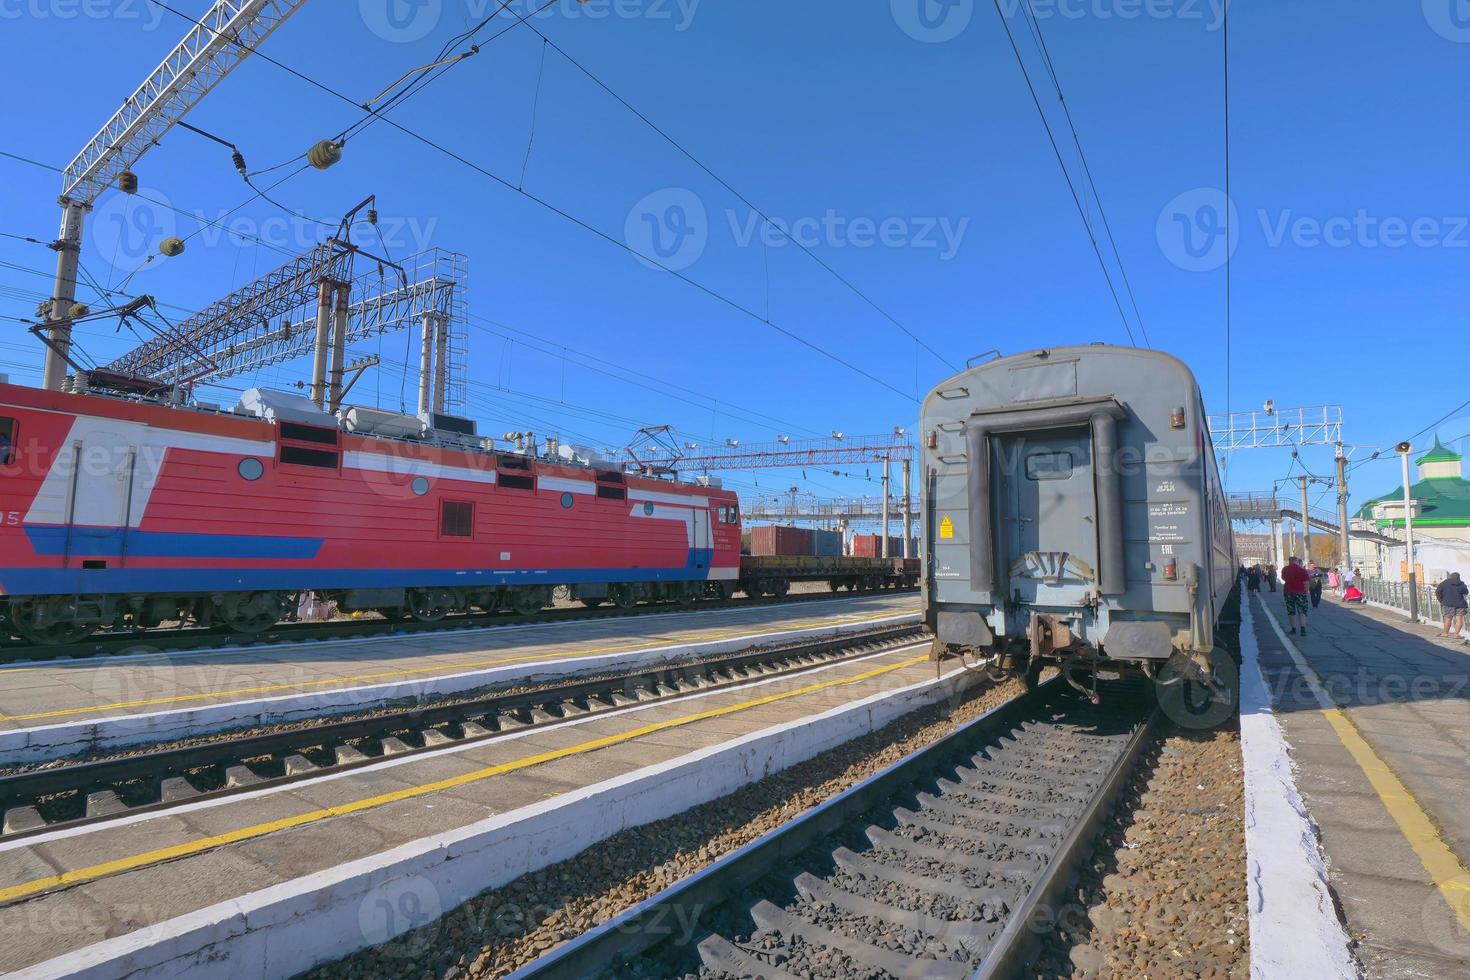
[0,382,742,643]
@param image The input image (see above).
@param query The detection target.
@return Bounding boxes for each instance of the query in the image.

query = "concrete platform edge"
[15,656,978,980]
[1238,593,1358,979]
[0,612,917,765]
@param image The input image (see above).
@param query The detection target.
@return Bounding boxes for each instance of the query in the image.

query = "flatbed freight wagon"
[738,555,919,597]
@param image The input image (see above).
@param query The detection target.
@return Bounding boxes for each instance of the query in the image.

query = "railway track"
[510,681,1154,980]
[0,624,926,843]
[0,587,918,665]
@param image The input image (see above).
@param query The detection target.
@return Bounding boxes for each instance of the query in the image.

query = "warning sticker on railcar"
[939,515,954,539]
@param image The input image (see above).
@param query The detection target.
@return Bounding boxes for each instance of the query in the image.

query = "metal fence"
[1359,578,1444,621]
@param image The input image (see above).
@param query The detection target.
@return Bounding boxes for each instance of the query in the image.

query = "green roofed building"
[1356,438,1470,540]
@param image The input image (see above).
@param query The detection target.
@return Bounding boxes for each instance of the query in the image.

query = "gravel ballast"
[1031,721,1249,979]
[301,672,1028,980]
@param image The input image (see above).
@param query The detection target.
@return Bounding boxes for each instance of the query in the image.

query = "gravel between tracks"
[300,672,1029,980]
[1031,720,1248,980]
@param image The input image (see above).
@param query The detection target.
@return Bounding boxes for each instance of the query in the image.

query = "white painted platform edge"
[1239,593,1358,980]
[16,658,982,980]
[0,611,918,765]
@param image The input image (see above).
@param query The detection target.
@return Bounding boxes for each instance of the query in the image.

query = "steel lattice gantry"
[1207,406,1344,451]
[634,435,914,473]
[99,246,468,411]
[742,495,907,527]
[44,0,311,389]
[61,0,309,206]
[103,241,355,382]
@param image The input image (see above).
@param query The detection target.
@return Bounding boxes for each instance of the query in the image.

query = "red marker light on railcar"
[1170,407,1186,429]
[1163,558,1178,580]
[926,430,938,449]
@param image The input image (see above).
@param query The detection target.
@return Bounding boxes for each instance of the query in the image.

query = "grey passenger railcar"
[921,346,1237,718]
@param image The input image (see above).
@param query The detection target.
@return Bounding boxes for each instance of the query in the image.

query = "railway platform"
[0,593,917,763]
[1245,590,1470,978]
[0,640,974,978]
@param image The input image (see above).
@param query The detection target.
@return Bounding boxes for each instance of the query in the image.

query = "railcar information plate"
[1148,501,1190,543]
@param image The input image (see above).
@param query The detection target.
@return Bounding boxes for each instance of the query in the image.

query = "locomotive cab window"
[440,500,474,538]
[718,503,740,524]
[1025,451,1073,481]
[0,417,14,466]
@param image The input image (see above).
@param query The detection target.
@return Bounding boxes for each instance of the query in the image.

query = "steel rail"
[0,587,918,664]
[508,683,1155,979]
[0,625,926,842]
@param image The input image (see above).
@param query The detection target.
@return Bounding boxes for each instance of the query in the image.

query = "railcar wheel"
[1154,648,1239,729]
[770,579,790,599]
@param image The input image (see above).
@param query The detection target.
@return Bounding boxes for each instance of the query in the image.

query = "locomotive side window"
[1025,451,1073,481]
[496,454,536,491]
[279,446,339,469]
[279,422,339,446]
[595,470,626,501]
[440,500,474,538]
[0,417,13,466]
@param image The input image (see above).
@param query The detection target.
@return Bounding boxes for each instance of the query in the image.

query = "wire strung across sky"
[987,0,1138,348]
[142,0,924,403]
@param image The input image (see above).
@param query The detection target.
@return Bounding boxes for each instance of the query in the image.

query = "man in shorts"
[1281,556,1312,636]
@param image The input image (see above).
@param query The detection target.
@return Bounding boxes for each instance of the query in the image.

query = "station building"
[1349,438,1470,581]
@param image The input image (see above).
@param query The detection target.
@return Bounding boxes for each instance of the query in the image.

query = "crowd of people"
[1241,558,1470,642]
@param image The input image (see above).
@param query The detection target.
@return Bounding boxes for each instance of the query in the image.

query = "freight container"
[851,534,918,558]
[749,525,815,556]
[812,528,843,557]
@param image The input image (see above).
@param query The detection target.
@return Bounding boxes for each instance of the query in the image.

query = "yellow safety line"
[0,613,904,723]
[0,652,929,905]
[1255,595,1470,932]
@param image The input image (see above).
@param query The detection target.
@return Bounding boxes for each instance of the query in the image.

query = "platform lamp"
[1397,441,1419,623]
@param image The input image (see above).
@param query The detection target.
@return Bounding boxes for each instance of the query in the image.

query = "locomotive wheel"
[7,600,100,645]
[510,589,545,616]
[215,592,287,634]
[407,589,452,623]
[609,584,638,610]
[579,597,606,609]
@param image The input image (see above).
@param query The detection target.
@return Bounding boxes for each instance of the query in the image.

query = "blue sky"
[1,0,1467,514]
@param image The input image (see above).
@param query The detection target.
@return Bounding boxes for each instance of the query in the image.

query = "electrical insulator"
[118,171,138,194]
[307,139,342,170]
[159,237,186,257]
[366,208,378,225]
[67,303,89,319]
[231,149,247,176]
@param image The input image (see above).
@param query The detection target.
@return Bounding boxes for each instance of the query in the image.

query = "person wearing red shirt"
[1281,556,1312,635]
